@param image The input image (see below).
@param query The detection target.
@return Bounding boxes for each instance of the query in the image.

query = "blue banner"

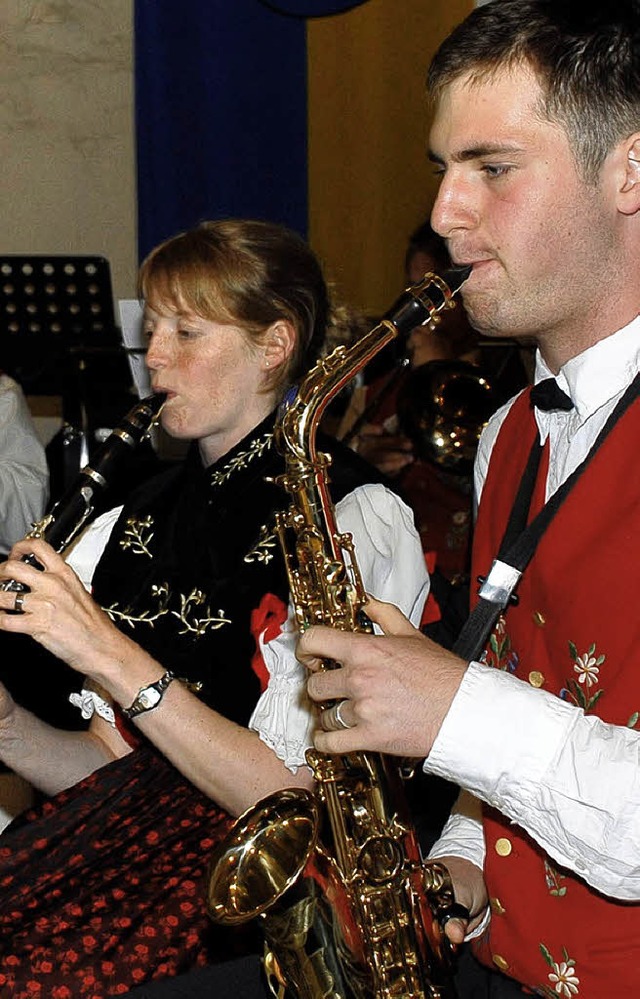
[135,0,308,261]
[258,1,369,15]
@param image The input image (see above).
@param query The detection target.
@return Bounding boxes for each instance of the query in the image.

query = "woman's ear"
[263,319,296,371]
[617,134,640,214]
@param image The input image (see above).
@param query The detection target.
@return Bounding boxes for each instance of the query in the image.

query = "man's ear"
[617,133,640,214]
[263,319,296,372]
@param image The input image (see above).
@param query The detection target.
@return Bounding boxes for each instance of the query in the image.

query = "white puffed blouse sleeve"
[249,483,430,771]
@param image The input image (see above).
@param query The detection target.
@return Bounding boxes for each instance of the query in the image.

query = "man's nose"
[431,171,477,240]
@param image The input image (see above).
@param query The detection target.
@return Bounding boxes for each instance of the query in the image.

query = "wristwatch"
[122,670,177,720]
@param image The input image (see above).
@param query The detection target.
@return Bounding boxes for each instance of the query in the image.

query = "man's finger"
[297,625,352,668]
[364,596,420,637]
[442,918,467,946]
[307,667,350,704]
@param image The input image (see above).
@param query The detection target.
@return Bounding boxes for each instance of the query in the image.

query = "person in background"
[0,371,48,557]
[0,219,429,997]
[347,223,525,596]
[298,2,640,996]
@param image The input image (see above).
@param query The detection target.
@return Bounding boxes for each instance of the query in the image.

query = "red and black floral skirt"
[0,747,250,997]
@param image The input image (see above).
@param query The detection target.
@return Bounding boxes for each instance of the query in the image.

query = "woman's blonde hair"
[139,219,329,396]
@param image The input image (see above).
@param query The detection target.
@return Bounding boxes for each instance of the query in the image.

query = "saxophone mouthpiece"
[443,263,472,293]
[384,265,471,339]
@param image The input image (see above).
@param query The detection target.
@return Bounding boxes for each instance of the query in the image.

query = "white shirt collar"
[533,314,640,429]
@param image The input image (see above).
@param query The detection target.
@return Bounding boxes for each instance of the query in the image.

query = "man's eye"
[178,328,199,338]
[482,164,511,178]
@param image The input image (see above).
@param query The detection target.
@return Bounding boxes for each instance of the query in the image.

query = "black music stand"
[0,255,137,500]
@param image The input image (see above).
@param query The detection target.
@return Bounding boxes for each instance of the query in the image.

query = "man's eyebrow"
[428,144,523,164]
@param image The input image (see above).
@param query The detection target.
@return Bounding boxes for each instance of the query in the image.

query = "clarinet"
[0,393,166,594]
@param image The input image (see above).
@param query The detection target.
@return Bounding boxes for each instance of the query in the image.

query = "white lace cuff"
[69,688,116,725]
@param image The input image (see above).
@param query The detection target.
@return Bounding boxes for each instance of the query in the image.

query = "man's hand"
[299,597,469,758]
[436,856,489,944]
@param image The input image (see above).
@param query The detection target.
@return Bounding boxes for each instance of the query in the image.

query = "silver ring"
[13,592,26,614]
[333,699,351,730]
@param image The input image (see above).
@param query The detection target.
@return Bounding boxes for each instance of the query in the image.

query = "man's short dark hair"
[428,0,640,183]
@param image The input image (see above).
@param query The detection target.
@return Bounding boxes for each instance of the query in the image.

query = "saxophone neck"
[275,266,471,467]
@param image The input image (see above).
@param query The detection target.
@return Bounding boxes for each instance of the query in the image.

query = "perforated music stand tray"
[0,255,118,396]
[0,255,138,496]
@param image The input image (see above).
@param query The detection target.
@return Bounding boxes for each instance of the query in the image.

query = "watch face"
[139,687,162,710]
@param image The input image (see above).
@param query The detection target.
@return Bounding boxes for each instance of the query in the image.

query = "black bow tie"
[530,378,574,412]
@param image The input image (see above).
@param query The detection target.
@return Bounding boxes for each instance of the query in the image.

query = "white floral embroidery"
[573,653,600,688]
[549,961,580,996]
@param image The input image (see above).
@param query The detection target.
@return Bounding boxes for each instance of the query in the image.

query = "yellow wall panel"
[307,0,471,316]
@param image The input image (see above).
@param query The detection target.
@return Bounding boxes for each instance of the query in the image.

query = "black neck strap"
[453,373,640,661]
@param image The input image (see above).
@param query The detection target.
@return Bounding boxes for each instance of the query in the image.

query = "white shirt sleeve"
[0,375,49,553]
[250,483,430,770]
[428,788,490,941]
[424,660,640,901]
[65,506,123,591]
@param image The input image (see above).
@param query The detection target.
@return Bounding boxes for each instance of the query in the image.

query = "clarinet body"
[1,393,166,593]
[207,269,470,999]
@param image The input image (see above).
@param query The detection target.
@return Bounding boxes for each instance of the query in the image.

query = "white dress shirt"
[427,315,640,904]
[0,375,48,554]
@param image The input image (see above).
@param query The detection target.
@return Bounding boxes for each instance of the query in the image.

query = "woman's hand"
[0,538,127,677]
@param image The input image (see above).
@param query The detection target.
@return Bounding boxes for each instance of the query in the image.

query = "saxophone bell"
[207,788,319,924]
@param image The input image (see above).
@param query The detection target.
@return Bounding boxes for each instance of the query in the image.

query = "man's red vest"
[471,389,640,996]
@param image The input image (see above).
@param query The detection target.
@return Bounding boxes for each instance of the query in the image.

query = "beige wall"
[0,0,137,303]
[0,0,470,317]
[307,0,472,316]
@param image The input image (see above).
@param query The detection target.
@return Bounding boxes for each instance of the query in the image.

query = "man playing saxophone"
[298,2,640,997]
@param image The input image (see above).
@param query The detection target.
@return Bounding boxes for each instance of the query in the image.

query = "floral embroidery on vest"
[209,432,273,486]
[539,944,580,997]
[244,523,278,564]
[105,582,171,628]
[119,515,155,558]
[106,585,230,637]
[483,615,519,673]
[560,641,605,713]
[544,859,568,898]
[172,589,231,636]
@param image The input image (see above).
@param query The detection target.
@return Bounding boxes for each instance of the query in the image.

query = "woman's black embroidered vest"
[91,411,383,727]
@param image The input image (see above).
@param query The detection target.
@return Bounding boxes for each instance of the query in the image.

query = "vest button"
[495,837,512,857]
[490,897,506,915]
[492,955,510,972]
[532,610,546,627]
[528,670,545,688]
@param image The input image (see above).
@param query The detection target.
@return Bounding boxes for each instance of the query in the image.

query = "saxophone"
[207,268,471,999]
[1,392,166,592]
